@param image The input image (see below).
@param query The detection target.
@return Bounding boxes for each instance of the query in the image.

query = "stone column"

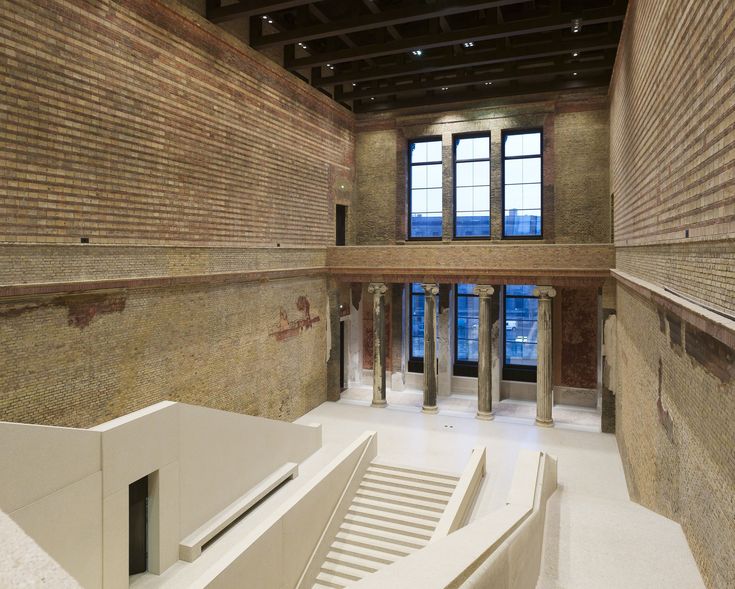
[368,282,388,407]
[474,285,495,420]
[422,283,440,414]
[534,286,557,427]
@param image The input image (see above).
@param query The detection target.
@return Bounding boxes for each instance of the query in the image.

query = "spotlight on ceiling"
[463,41,474,48]
[441,87,448,91]
[412,49,423,56]
[572,51,579,57]
[484,81,493,85]
[571,18,582,33]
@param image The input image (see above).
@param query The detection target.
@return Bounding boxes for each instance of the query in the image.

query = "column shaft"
[422,284,439,414]
[474,286,495,420]
[534,286,556,427]
[368,283,388,407]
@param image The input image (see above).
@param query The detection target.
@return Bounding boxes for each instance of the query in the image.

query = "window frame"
[502,285,538,383]
[408,282,425,373]
[453,284,479,377]
[407,136,444,241]
[452,132,492,240]
[501,128,544,240]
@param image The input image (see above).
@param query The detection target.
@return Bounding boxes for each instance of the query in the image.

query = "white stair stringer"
[311,459,461,589]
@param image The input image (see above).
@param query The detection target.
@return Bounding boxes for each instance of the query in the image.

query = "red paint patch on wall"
[270,295,321,342]
[62,294,127,329]
[559,288,598,389]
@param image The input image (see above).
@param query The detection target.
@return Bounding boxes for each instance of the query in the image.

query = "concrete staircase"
[312,459,460,589]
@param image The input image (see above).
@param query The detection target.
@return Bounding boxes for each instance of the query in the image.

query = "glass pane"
[457,283,475,295]
[426,164,442,188]
[473,161,490,186]
[504,209,540,237]
[456,187,473,212]
[456,162,474,187]
[412,166,427,189]
[505,134,524,157]
[523,132,541,156]
[472,136,490,160]
[411,141,427,163]
[506,284,535,296]
[523,183,541,210]
[504,159,523,184]
[523,158,541,183]
[455,137,474,161]
[411,189,427,213]
[505,185,523,210]
[426,140,442,162]
[473,186,490,211]
[426,189,442,213]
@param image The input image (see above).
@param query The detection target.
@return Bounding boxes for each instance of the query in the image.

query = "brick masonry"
[610,2,735,586]
[0,0,354,247]
[353,88,611,245]
[615,286,734,589]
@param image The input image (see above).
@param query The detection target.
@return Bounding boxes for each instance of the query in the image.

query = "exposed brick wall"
[0,0,354,247]
[353,88,610,245]
[615,286,734,589]
[556,287,598,389]
[0,275,328,427]
[610,1,735,248]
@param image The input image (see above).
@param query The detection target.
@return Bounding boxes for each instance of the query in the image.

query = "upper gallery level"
[350,88,611,247]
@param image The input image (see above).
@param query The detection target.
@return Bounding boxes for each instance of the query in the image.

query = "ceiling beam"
[207,0,321,24]
[316,33,620,86]
[286,5,626,68]
[253,0,530,49]
[344,56,615,100]
[354,76,611,113]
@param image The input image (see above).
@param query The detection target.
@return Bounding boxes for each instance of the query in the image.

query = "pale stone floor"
[133,395,705,589]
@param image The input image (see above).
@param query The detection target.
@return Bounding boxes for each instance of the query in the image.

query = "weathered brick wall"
[556,287,598,389]
[0,275,328,427]
[353,88,610,245]
[0,0,354,247]
[615,286,734,589]
[610,2,735,586]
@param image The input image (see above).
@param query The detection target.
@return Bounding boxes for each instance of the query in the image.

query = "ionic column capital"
[421,283,439,296]
[368,282,388,296]
[473,285,495,298]
[533,285,557,299]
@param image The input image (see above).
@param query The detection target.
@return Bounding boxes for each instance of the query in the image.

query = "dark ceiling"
[206,0,628,113]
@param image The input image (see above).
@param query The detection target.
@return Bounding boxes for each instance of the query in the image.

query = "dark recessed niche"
[80,237,90,244]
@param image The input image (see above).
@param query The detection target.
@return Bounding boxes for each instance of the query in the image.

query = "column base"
[371,399,387,408]
[535,417,554,428]
[422,405,439,415]
[476,411,494,421]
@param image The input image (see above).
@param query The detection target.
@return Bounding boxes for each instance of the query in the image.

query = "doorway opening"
[336,205,347,246]
[129,475,148,575]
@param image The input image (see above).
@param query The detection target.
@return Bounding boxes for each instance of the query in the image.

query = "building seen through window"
[503,131,542,237]
[455,136,490,237]
[504,285,538,381]
[409,139,443,239]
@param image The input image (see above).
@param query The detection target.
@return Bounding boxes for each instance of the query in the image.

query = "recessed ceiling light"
[267,19,273,24]
[572,51,579,57]
[573,72,578,76]
[441,87,448,91]
[571,18,581,33]
[370,97,375,100]
[262,15,268,20]
[412,49,423,56]
[463,41,474,48]
[484,81,493,85]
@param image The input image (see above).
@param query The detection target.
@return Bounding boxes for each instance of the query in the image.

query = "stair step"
[334,530,418,556]
[347,505,437,531]
[338,522,427,550]
[351,496,442,521]
[319,562,366,583]
[343,514,434,541]
[359,481,450,504]
[325,551,381,574]
[361,474,454,497]
[329,540,399,565]
[312,580,344,589]
[370,461,460,482]
[354,488,445,513]
[366,466,459,489]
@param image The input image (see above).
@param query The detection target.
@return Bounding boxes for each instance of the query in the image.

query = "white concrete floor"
[133,397,705,589]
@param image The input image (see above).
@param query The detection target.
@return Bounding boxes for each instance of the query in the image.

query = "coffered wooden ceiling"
[207,0,628,112]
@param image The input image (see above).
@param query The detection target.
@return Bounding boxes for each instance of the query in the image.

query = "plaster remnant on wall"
[657,359,674,443]
[63,294,127,329]
[270,295,321,342]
